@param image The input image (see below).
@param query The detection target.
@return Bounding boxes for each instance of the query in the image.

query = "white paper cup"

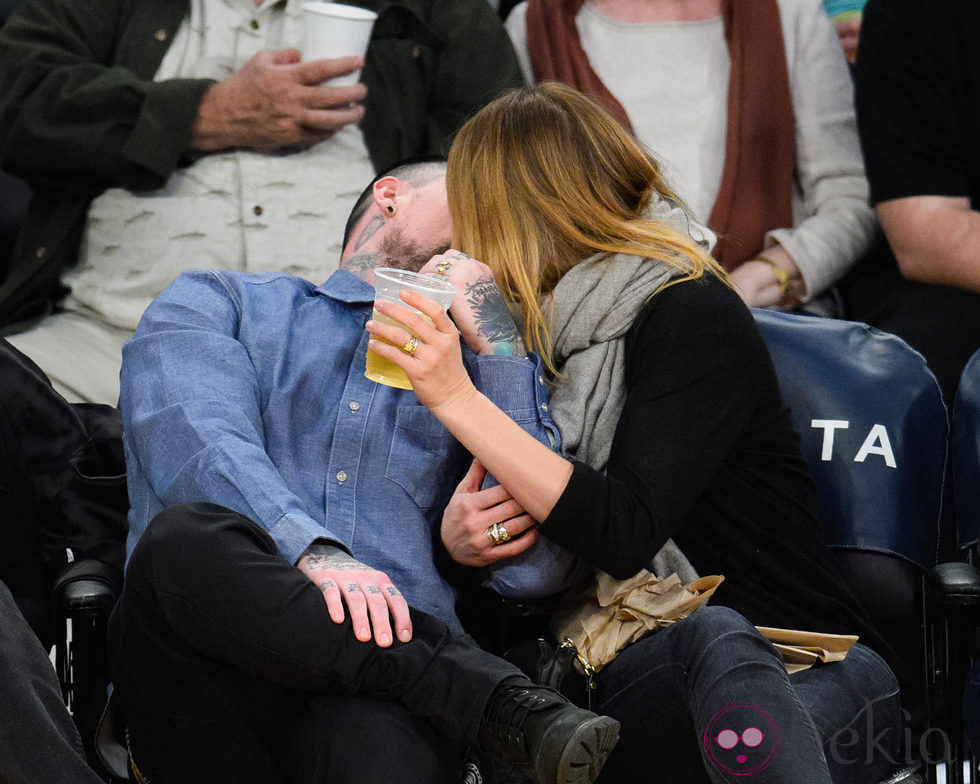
[300,2,377,87]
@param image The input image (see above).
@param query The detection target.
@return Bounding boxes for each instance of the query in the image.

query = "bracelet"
[753,256,793,299]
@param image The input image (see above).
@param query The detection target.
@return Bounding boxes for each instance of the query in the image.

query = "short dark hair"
[342,155,448,248]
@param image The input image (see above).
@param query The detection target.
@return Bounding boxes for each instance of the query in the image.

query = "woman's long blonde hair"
[447,82,726,372]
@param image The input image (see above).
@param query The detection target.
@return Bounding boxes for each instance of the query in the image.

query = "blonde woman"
[366,84,908,783]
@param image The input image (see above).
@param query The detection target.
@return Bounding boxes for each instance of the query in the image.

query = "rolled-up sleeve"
[468,352,589,598]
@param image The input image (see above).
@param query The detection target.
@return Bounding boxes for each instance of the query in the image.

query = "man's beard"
[379,228,450,272]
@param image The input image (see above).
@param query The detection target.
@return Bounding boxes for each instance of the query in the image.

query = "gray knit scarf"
[542,199,712,582]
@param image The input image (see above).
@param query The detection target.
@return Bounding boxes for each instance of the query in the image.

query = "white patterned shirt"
[66,0,374,330]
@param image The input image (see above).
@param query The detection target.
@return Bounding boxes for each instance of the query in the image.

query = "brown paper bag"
[550,571,859,676]
[550,570,725,673]
[756,626,859,674]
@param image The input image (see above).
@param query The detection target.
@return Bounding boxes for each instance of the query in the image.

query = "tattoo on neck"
[354,215,384,252]
[465,279,527,357]
[344,253,379,278]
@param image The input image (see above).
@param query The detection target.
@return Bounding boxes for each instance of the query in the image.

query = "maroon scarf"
[525,0,795,269]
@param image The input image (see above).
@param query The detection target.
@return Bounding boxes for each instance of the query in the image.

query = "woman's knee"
[675,606,778,662]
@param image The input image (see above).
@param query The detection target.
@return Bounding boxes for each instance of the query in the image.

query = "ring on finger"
[402,335,420,356]
[435,259,451,275]
[487,522,511,546]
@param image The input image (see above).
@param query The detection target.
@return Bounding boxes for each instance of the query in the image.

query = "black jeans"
[108,503,523,783]
[0,581,105,784]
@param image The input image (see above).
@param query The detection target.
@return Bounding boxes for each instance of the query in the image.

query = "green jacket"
[0,0,522,330]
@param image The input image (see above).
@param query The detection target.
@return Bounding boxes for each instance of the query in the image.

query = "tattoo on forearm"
[465,279,527,357]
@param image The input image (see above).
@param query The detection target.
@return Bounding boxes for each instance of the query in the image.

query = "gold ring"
[487,522,511,546]
[435,259,451,275]
[402,335,420,356]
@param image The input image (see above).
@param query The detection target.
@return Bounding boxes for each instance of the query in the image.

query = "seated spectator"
[0,0,522,404]
[372,83,909,784]
[108,158,619,783]
[0,584,105,784]
[0,337,127,784]
[504,0,876,314]
[845,0,980,404]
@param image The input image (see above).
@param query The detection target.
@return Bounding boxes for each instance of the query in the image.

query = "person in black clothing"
[0,337,127,783]
[367,83,910,784]
[845,0,980,405]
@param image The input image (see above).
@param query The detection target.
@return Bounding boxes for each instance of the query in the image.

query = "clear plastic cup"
[365,268,458,389]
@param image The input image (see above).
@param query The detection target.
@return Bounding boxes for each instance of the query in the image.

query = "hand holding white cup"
[301,2,378,86]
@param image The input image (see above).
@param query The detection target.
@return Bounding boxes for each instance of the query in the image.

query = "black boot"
[478,680,620,784]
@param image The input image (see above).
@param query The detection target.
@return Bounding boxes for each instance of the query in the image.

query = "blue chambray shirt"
[121,268,580,631]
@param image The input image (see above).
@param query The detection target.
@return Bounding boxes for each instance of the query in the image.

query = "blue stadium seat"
[753,309,948,769]
[929,347,980,784]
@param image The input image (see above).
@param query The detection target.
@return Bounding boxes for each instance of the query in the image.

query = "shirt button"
[541,403,549,412]
[154,29,167,42]
[336,470,348,484]
[253,205,263,216]
[538,376,545,385]
[348,401,360,412]
[249,18,259,29]
[35,246,46,259]
[411,45,421,58]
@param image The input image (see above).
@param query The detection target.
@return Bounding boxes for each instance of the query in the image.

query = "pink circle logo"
[703,703,779,776]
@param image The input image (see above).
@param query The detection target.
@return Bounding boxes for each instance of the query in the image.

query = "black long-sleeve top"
[542,274,889,658]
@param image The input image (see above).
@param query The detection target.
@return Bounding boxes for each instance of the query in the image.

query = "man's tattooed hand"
[297,543,412,647]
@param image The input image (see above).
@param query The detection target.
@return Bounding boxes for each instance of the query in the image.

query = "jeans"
[107,503,525,784]
[585,606,903,784]
[0,582,105,784]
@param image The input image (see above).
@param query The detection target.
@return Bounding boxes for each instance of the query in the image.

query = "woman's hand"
[420,250,526,358]
[730,246,804,310]
[441,459,538,566]
[366,290,477,413]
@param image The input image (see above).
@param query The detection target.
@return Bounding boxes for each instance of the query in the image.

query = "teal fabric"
[823,0,865,18]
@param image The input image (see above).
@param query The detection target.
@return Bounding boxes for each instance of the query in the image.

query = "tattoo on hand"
[319,580,337,593]
[465,279,527,357]
[347,584,361,593]
[304,553,369,571]
[385,587,401,598]
[367,585,381,595]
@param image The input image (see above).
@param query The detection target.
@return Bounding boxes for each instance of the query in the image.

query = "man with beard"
[107,158,618,784]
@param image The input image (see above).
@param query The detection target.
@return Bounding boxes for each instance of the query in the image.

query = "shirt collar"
[315,267,375,305]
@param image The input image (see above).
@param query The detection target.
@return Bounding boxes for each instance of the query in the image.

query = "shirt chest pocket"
[385,406,464,510]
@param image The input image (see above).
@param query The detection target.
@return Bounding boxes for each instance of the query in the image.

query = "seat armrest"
[929,562,980,606]
[52,559,122,617]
